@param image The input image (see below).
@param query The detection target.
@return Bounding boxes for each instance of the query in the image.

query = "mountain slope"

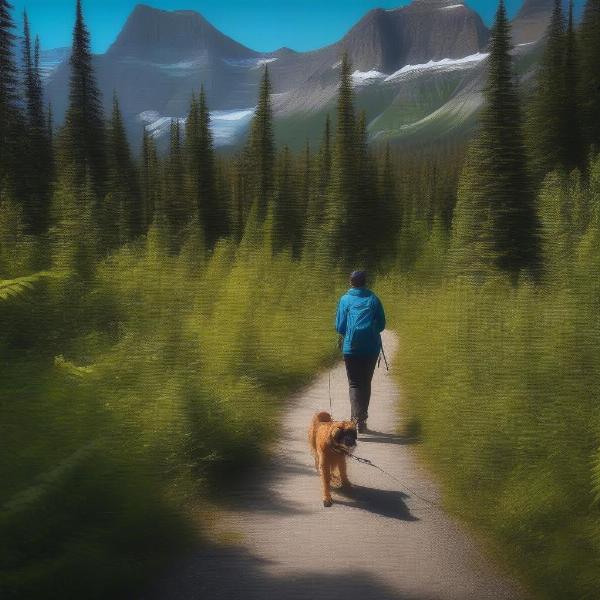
[43,0,546,149]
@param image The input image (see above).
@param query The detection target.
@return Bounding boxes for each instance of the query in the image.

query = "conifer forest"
[2,0,600,598]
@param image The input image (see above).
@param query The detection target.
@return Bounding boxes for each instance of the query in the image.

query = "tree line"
[0,0,403,284]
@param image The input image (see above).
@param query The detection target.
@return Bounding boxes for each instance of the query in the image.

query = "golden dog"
[308,411,357,507]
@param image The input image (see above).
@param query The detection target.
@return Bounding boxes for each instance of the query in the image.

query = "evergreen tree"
[305,116,332,252]
[161,119,189,252]
[21,14,53,235]
[52,169,97,282]
[579,0,600,150]
[244,66,275,220]
[326,53,359,268]
[185,87,224,249]
[230,155,247,243]
[377,143,401,265]
[0,0,25,204]
[272,145,299,254]
[318,114,332,199]
[354,110,378,267]
[62,0,106,200]
[106,94,142,246]
[140,127,160,232]
[527,0,567,178]
[452,0,541,280]
[299,140,312,220]
[562,0,585,172]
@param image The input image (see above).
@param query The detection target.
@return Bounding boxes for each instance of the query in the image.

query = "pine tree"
[21,14,53,235]
[62,0,106,200]
[52,169,97,282]
[579,0,600,150]
[106,94,142,246]
[140,127,160,232]
[354,110,378,267]
[244,66,275,220]
[0,0,25,204]
[299,140,311,219]
[272,145,299,254]
[562,0,585,172]
[161,119,189,252]
[377,143,401,266]
[452,0,541,280]
[305,116,332,253]
[527,0,567,178]
[326,53,359,268]
[318,114,332,199]
[184,87,224,249]
[230,155,246,243]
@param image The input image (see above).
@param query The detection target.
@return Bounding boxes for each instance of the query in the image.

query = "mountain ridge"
[43,0,551,149]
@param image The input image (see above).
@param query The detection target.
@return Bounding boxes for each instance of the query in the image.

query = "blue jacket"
[335,287,386,356]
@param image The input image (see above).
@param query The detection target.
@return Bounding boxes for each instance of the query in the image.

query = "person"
[335,270,386,433]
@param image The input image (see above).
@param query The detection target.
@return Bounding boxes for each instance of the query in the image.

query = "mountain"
[266,0,488,115]
[511,0,554,46]
[43,0,547,149]
[107,4,257,62]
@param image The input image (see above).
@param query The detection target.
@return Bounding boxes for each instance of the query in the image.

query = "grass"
[379,274,600,600]
[1,233,344,598]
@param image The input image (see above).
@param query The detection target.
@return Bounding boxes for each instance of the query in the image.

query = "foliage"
[452,0,541,281]
[380,155,600,600]
[1,0,600,598]
[579,0,600,150]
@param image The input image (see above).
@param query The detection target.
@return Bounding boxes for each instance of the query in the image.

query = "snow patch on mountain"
[158,57,209,76]
[211,109,255,144]
[385,52,488,81]
[138,108,255,146]
[441,4,464,9]
[352,70,387,86]
[222,57,278,69]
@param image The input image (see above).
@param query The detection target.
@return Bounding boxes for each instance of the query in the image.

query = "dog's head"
[331,421,357,452]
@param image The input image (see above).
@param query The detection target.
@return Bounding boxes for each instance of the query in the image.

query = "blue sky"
[11,0,530,53]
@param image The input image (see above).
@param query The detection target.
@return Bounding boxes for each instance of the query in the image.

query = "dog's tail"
[308,411,332,454]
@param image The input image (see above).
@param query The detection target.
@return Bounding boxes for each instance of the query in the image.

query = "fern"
[0,271,60,302]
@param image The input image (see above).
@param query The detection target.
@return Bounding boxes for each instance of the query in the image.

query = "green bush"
[1,227,342,598]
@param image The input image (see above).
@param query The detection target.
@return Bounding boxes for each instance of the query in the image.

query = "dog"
[308,411,357,507]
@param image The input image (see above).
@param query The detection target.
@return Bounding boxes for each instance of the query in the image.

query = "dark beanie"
[350,270,367,288]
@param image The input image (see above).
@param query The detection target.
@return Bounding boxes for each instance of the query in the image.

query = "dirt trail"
[150,331,525,600]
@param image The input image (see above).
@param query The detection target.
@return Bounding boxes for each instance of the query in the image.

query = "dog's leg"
[338,457,351,489]
[318,453,333,507]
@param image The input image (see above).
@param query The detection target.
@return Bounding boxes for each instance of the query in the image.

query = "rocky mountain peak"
[511,0,554,45]
[405,0,467,11]
[338,0,488,72]
[106,4,256,62]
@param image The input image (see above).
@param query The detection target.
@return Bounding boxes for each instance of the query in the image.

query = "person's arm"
[335,298,347,335]
[376,297,386,333]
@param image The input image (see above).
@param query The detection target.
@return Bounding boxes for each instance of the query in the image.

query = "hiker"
[335,270,386,433]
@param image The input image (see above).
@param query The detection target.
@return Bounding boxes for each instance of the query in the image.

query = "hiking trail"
[149,330,526,600]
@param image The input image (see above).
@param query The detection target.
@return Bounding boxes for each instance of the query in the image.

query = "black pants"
[344,354,378,423]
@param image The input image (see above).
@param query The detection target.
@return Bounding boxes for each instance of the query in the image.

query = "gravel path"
[150,330,526,600]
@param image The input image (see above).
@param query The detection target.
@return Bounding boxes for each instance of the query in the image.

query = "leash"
[328,369,333,417]
[379,344,389,371]
[335,447,444,511]
[326,340,439,509]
